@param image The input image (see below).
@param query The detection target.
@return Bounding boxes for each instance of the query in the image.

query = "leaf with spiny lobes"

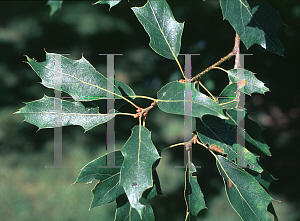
[115,195,155,221]
[15,95,114,131]
[216,155,274,221]
[225,68,269,95]
[219,0,284,56]
[120,126,160,218]
[115,172,161,221]
[196,115,263,173]
[157,81,227,120]
[94,0,121,9]
[75,151,125,209]
[132,0,184,60]
[26,52,133,101]
[185,162,207,217]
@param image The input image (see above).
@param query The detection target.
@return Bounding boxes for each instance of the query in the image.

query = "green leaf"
[15,95,114,131]
[219,83,240,109]
[185,162,207,217]
[120,125,160,218]
[216,155,274,221]
[245,168,279,220]
[225,68,269,95]
[219,0,284,56]
[243,114,271,156]
[47,0,63,16]
[196,115,263,173]
[132,0,184,60]
[75,151,125,209]
[26,52,126,101]
[225,110,271,156]
[94,0,121,9]
[115,172,160,221]
[115,195,155,221]
[185,213,197,221]
[143,170,163,201]
[157,81,227,120]
[86,79,136,113]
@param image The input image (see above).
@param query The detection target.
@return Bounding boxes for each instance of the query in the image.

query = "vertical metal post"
[46,53,71,168]
[99,54,122,168]
[175,54,201,168]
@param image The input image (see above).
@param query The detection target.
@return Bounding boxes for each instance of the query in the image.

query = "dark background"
[0,0,299,220]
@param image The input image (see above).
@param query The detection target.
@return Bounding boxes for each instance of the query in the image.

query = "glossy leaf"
[219,0,284,56]
[226,110,271,156]
[196,115,263,173]
[185,162,206,217]
[86,79,136,113]
[75,151,125,209]
[157,81,227,120]
[218,83,240,109]
[243,166,279,220]
[47,0,62,16]
[216,155,274,221]
[132,0,184,60]
[26,52,127,101]
[115,195,155,221]
[115,173,160,221]
[94,0,121,9]
[225,68,269,95]
[120,125,160,218]
[15,95,114,131]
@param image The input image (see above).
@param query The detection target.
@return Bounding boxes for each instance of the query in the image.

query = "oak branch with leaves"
[15,0,284,220]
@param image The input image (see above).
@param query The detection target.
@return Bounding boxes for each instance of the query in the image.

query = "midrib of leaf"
[137,0,184,77]
[148,1,177,65]
[32,61,137,108]
[215,156,263,220]
[92,172,120,206]
[137,122,142,187]
[21,112,108,116]
[157,85,223,116]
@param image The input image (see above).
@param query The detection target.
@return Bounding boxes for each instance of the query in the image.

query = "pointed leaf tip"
[132,0,184,60]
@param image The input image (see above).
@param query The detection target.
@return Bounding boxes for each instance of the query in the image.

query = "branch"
[190,33,241,83]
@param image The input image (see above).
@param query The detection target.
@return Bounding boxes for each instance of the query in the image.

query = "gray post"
[99,54,122,168]
[175,54,201,169]
[235,54,252,168]
[46,53,71,168]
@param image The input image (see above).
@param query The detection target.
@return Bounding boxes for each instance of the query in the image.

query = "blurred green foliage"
[1,0,300,220]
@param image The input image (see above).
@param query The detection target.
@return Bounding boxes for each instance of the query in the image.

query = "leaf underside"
[15,95,115,131]
[26,52,132,102]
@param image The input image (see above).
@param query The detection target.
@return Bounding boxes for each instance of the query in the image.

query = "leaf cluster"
[16,0,285,220]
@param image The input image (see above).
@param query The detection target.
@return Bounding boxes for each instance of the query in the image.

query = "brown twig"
[233,33,241,69]
[185,134,198,151]
[190,33,241,83]
[134,100,157,118]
